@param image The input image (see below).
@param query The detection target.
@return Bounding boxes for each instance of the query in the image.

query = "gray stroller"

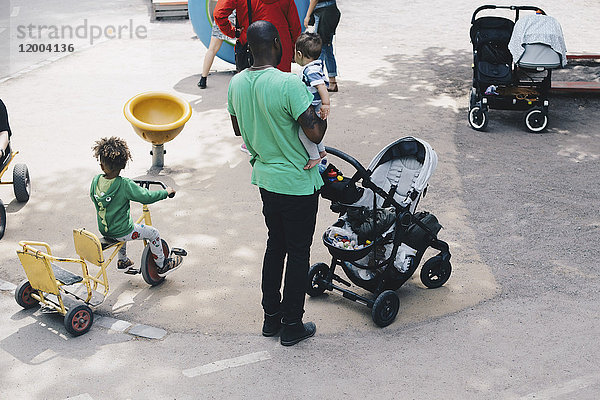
[309,137,452,327]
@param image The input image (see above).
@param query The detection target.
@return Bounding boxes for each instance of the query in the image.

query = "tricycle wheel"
[64,304,94,336]
[420,255,452,289]
[307,262,329,297]
[372,290,399,327]
[15,279,39,309]
[0,198,5,240]
[13,164,31,203]
[141,239,168,286]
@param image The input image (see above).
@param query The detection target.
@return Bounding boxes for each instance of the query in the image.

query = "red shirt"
[214,0,301,72]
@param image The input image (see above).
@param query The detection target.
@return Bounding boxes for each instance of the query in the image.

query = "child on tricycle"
[91,136,182,274]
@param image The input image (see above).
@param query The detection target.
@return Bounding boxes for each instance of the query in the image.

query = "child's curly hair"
[92,136,132,172]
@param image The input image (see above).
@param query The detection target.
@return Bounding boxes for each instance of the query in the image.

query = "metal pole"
[150,144,165,168]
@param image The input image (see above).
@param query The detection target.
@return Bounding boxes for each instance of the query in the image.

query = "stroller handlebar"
[471,5,545,24]
[324,146,370,177]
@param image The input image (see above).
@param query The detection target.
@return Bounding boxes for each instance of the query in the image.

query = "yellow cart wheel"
[14,279,39,309]
[64,304,94,336]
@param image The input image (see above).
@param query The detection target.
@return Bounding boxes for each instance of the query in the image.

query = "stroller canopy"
[508,14,567,67]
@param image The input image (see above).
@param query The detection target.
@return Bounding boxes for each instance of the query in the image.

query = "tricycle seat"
[100,237,121,251]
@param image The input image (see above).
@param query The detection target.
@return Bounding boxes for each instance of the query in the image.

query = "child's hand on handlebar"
[166,187,176,198]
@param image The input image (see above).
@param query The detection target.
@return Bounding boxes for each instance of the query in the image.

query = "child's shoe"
[240,143,251,155]
[157,255,183,274]
[117,258,134,270]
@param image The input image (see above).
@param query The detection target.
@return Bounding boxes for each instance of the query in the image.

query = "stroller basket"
[322,231,375,262]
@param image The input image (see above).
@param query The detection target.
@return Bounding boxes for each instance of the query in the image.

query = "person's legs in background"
[198,36,224,89]
[320,42,338,92]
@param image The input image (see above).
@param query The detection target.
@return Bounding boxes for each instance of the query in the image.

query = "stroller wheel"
[372,290,399,327]
[420,255,452,289]
[524,107,548,133]
[468,106,489,131]
[307,262,329,297]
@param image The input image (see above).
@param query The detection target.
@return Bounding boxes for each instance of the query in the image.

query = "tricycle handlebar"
[134,180,174,198]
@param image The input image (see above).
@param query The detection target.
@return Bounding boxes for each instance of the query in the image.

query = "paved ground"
[0,0,599,399]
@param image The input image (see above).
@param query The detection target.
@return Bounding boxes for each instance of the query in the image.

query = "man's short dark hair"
[247,20,280,56]
[295,32,322,60]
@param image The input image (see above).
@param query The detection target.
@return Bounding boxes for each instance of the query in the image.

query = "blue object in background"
[189,0,310,65]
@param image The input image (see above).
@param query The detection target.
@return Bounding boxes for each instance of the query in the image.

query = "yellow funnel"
[123,92,192,145]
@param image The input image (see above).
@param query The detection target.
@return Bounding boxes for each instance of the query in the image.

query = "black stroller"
[308,137,452,327]
[468,5,566,133]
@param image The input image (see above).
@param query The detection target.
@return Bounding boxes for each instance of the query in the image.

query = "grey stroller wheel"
[420,255,452,288]
[372,290,399,327]
[468,106,488,131]
[307,262,329,297]
[524,107,548,133]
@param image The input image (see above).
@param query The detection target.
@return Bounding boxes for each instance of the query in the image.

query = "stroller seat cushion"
[477,61,512,84]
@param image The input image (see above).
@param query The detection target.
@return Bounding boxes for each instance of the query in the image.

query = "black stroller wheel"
[420,255,452,288]
[468,106,488,131]
[524,107,548,133]
[307,262,329,297]
[372,290,399,327]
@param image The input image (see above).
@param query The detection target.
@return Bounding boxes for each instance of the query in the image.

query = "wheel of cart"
[0,147,31,240]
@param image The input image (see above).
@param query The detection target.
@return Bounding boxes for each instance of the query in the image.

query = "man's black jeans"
[259,188,319,324]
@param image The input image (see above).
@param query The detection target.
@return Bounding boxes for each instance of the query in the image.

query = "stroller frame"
[468,5,557,133]
[308,144,452,327]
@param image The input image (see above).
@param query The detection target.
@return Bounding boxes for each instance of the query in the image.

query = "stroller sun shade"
[508,14,567,67]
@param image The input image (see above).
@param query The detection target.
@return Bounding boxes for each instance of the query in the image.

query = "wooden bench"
[151,0,189,21]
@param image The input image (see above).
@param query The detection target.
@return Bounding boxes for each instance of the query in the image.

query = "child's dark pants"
[259,188,319,324]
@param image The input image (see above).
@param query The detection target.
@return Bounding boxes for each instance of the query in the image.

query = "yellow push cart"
[14,180,186,336]
[0,145,31,239]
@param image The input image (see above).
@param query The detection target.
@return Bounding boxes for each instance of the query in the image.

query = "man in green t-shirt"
[228,20,327,346]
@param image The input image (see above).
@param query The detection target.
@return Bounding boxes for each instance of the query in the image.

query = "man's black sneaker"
[198,76,207,89]
[280,321,316,346]
[262,312,282,337]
